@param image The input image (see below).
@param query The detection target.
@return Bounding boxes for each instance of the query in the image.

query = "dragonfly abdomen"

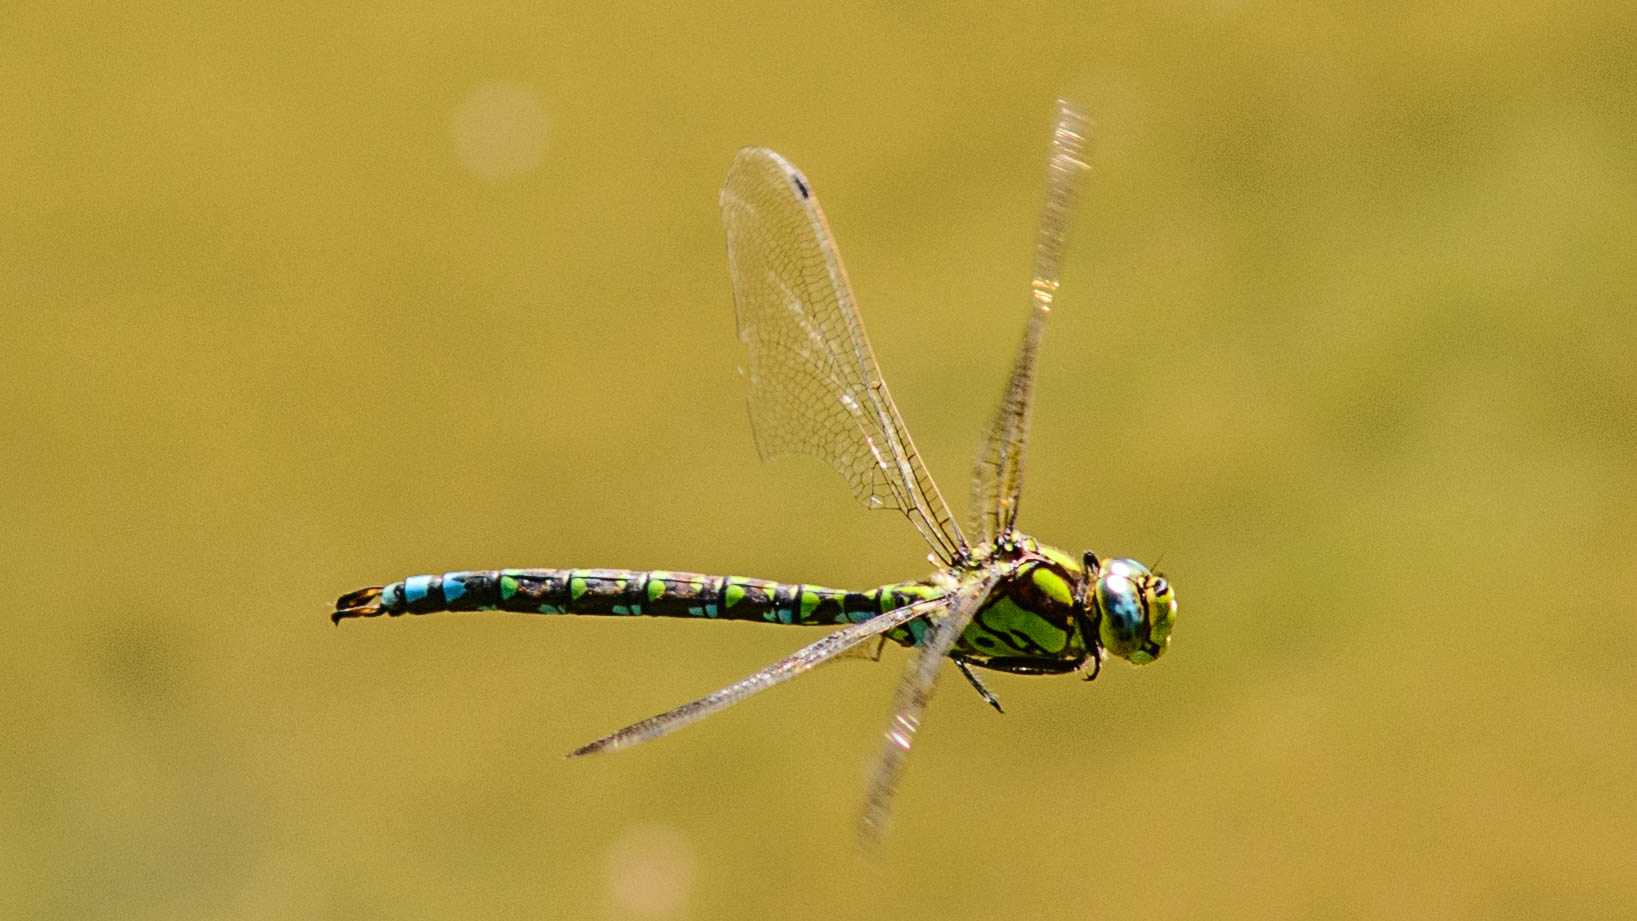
[333,568,943,627]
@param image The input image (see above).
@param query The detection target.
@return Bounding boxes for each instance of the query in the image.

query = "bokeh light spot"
[450,82,547,181]
[604,823,697,920]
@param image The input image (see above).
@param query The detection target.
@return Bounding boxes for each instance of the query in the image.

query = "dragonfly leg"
[952,656,1004,714]
[1082,648,1102,682]
[858,636,887,662]
[1073,606,1103,682]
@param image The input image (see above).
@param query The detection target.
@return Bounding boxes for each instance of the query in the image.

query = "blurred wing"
[968,101,1092,546]
[857,571,1002,851]
[566,592,955,757]
[723,148,969,566]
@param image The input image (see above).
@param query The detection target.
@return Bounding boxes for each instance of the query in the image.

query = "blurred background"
[4,1,1634,918]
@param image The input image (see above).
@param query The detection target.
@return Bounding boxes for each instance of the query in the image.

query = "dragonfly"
[333,99,1177,848]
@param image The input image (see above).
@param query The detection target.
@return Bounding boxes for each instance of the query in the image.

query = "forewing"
[857,571,1002,850]
[968,101,1092,545]
[722,148,969,566]
[566,592,955,757]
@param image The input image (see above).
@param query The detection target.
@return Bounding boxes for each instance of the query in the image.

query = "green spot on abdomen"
[725,581,746,608]
[879,582,939,612]
[570,576,588,600]
[647,578,666,602]
[500,575,519,601]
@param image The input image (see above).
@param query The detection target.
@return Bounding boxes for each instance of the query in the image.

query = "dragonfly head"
[1085,554,1176,664]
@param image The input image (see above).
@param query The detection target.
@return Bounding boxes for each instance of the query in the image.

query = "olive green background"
[4,2,1633,919]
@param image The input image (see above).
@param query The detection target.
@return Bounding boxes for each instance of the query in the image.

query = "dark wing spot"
[790,174,810,198]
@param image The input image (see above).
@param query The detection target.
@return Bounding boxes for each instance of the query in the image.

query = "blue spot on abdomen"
[404,575,433,603]
[441,572,467,602]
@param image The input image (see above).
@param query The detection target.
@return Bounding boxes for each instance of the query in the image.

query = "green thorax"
[923,536,1094,673]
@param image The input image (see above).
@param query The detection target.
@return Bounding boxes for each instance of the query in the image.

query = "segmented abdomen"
[333,568,942,628]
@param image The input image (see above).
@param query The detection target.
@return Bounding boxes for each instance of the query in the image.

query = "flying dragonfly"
[333,99,1177,848]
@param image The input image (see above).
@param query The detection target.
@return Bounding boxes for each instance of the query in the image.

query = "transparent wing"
[566,592,955,757]
[723,149,970,566]
[968,100,1092,546]
[857,571,1002,851]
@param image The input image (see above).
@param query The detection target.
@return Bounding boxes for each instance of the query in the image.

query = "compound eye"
[1096,572,1145,658]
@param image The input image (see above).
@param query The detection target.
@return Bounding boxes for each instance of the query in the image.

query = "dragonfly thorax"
[948,536,1097,674]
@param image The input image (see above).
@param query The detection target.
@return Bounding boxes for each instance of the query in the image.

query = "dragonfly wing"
[968,100,1092,545]
[567,592,955,757]
[857,572,1002,850]
[722,148,969,566]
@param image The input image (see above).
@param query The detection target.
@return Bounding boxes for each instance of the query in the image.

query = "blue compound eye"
[1096,570,1145,657]
[1103,558,1148,579]
[1093,558,1174,664]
